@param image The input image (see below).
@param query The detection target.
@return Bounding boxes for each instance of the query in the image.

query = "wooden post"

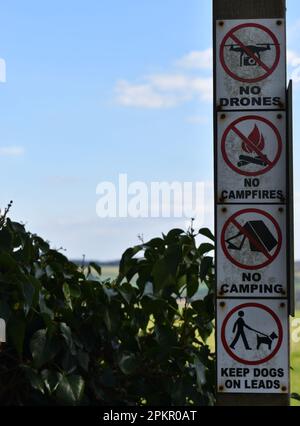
[213,0,290,406]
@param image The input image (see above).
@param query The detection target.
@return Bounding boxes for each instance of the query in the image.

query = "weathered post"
[213,0,294,406]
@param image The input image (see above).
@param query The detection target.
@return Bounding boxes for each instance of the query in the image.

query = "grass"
[291,311,300,406]
[101,266,300,405]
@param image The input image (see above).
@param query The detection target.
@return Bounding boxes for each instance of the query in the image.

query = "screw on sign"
[220,23,281,83]
[221,208,282,270]
[221,303,283,366]
[221,115,282,177]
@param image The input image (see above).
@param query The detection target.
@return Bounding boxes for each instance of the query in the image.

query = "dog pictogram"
[229,310,278,352]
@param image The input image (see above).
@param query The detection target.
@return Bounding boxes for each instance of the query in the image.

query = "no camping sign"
[216,19,286,110]
[216,205,287,298]
[217,300,289,393]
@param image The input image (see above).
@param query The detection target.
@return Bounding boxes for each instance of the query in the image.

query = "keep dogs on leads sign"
[217,300,289,394]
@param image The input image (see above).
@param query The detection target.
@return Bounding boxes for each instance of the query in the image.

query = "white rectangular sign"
[217,299,289,394]
[217,111,286,203]
[216,204,287,298]
[216,19,286,110]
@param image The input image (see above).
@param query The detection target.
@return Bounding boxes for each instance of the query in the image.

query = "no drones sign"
[216,19,286,110]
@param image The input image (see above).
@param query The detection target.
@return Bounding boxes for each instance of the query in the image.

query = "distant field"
[101,266,119,280]
[291,311,300,406]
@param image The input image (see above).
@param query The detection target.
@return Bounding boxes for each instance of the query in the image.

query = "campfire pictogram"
[237,125,269,168]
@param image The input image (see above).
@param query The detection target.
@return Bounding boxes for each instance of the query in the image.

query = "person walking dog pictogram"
[229,310,255,350]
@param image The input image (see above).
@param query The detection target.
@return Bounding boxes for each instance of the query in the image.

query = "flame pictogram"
[242,125,265,153]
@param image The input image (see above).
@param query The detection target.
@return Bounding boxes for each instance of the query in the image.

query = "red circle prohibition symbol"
[221,208,282,270]
[221,115,282,177]
[220,23,281,83]
[221,303,283,365]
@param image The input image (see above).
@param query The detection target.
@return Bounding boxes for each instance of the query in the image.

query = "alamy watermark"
[96,174,205,219]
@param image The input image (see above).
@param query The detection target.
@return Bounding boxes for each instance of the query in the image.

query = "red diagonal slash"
[230,218,273,261]
[229,32,271,74]
[231,125,273,167]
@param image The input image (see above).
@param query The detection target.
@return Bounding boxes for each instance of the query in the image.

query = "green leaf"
[55,374,85,406]
[187,274,199,299]
[165,229,185,242]
[200,257,213,281]
[30,329,60,369]
[60,323,76,355]
[89,262,102,276]
[118,352,137,375]
[33,236,50,253]
[198,243,214,256]
[0,252,18,272]
[22,280,35,315]
[77,350,90,372]
[119,282,134,304]
[152,258,171,292]
[41,369,60,394]
[63,283,73,310]
[8,313,26,356]
[22,366,45,394]
[291,393,300,401]
[198,228,215,241]
[8,220,26,234]
[193,356,207,392]
[0,300,11,322]
[144,237,165,248]
[0,228,13,251]
[39,292,54,321]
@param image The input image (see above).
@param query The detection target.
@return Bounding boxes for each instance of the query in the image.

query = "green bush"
[0,210,215,406]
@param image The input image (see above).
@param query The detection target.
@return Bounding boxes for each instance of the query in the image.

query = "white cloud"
[176,48,213,70]
[287,50,300,83]
[114,48,213,109]
[287,50,300,67]
[0,146,24,157]
[186,115,210,125]
[115,79,181,109]
[115,74,213,109]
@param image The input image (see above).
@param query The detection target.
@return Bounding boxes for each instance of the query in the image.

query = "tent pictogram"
[221,208,282,270]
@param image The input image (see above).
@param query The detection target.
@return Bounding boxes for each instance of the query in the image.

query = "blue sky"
[1,0,300,260]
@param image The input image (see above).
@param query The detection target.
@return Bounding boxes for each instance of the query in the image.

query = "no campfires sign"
[217,111,286,204]
[216,19,286,110]
[217,300,289,393]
